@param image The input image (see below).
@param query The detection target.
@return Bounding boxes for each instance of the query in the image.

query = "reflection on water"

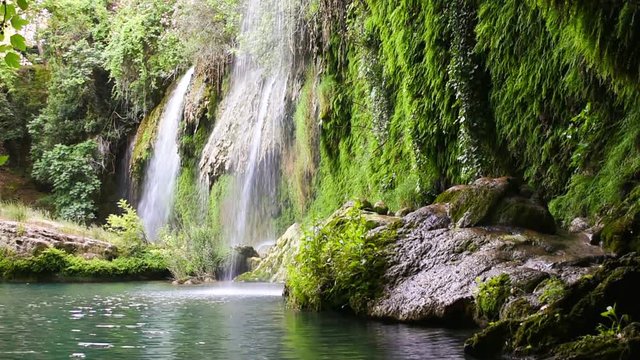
[0,282,474,359]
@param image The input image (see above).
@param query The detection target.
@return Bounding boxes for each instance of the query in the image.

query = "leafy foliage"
[287,205,395,313]
[0,0,30,68]
[597,304,630,337]
[105,199,147,255]
[104,0,185,115]
[32,141,101,222]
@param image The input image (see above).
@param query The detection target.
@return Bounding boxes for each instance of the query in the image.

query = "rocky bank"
[245,177,640,359]
[0,220,117,259]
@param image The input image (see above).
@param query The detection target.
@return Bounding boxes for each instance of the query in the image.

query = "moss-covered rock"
[130,95,169,182]
[554,333,640,360]
[236,223,302,283]
[0,248,169,282]
[464,254,640,358]
[601,214,640,254]
[464,320,520,358]
[435,177,517,227]
[474,273,512,321]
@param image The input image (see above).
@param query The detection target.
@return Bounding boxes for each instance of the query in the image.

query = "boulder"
[435,177,516,228]
[235,224,303,282]
[0,220,117,259]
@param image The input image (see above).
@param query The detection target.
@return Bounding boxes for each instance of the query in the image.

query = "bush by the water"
[0,248,169,281]
[287,205,396,313]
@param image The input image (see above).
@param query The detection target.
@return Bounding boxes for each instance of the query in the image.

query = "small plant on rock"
[597,304,629,337]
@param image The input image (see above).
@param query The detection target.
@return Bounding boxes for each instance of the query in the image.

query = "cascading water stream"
[138,67,195,241]
[199,0,305,277]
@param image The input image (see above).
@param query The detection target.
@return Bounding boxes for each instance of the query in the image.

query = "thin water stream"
[138,68,195,240]
[0,282,473,359]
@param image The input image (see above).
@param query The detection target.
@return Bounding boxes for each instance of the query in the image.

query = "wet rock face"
[366,177,601,324]
[0,220,117,259]
[465,255,640,359]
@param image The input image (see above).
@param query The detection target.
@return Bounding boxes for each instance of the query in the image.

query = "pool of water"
[0,282,474,359]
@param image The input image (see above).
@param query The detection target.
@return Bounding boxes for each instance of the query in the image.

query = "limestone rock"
[569,217,590,233]
[366,199,603,323]
[235,224,302,283]
[0,220,117,259]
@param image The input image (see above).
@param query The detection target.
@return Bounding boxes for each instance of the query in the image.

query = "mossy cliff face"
[279,0,640,254]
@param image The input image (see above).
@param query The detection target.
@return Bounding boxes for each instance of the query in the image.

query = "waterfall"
[138,67,195,241]
[199,0,305,267]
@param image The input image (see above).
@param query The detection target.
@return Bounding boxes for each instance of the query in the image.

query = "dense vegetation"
[2,0,640,278]
[292,0,640,254]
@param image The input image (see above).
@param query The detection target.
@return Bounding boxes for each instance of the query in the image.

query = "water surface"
[0,282,473,359]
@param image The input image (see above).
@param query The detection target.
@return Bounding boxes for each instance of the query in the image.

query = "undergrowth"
[287,205,396,313]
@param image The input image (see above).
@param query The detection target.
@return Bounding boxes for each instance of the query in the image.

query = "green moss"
[0,248,169,281]
[554,334,638,360]
[130,96,167,182]
[502,297,536,320]
[475,273,512,321]
[538,277,566,305]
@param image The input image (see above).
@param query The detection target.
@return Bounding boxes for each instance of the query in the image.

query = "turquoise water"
[0,282,473,359]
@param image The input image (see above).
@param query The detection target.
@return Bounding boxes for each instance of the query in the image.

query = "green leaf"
[10,34,27,52]
[0,155,9,167]
[0,45,12,52]
[17,0,29,11]
[3,4,16,18]
[11,16,29,31]
[4,52,21,68]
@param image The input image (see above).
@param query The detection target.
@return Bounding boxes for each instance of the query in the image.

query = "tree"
[1,0,30,68]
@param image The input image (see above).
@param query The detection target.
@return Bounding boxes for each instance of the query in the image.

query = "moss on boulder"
[464,254,640,358]
[435,177,517,227]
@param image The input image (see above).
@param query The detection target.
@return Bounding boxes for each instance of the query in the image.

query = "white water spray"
[199,0,305,256]
[138,67,195,240]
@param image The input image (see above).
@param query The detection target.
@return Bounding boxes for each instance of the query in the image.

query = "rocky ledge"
[248,177,640,358]
[0,220,117,259]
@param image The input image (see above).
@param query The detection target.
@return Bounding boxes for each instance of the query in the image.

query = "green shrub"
[31,141,101,222]
[287,205,396,313]
[161,171,230,279]
[105,199,147,256]
[0,248,168,280]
